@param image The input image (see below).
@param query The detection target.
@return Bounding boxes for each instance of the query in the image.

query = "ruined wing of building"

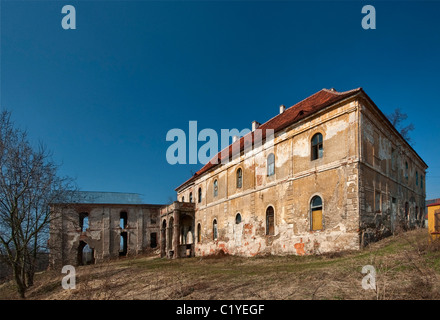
[49,88,427,267]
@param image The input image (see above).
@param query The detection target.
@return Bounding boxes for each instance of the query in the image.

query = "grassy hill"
[1,228,439,300]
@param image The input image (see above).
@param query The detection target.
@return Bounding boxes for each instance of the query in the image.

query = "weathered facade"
[174,88,427,257]
[50,88,428,266]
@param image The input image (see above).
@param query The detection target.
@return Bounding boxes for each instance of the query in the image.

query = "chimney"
[232,135,239,143]
[279,105,286,114]
[252,120,260,132]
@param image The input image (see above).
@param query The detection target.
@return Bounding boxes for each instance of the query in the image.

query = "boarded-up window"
[405,162,409,181]
[391,148,397,170]
[375,191,381,213]
[435,210,440,233]
[373,131,381,168]
[197,223,201,243]
[266,206,274,235]
[311,196,323,231]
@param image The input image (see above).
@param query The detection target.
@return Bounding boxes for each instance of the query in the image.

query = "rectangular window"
[391,148,397,171]
[375,191,381,213]
[311,209,323,231]
[435,211,440,233]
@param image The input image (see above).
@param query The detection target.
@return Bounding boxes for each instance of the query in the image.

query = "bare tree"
[387,108,415,144]
[0,110,75,298]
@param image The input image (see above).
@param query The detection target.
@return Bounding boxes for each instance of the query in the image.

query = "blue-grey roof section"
[73,191,145,204]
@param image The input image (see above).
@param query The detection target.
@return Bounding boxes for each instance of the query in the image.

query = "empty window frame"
[213,179,218,197]
[120,212,128,229]
[79,212,89,233]
[267,153,275,176]
[213,219,218,240]
[150,233,157,248]
[182,196,185,202]
[236,168,243,188]
[266,206,275,235]
[310,196,323,231]
[189,192,193,203]
[416,171,419,186]
[198,187,202,203]
[311,133,323,160]
[235,213,242,224]
[119,232,128,256]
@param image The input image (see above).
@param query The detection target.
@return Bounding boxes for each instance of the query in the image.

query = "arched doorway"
[77,241,94,266]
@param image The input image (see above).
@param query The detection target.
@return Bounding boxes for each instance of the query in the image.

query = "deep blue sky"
[1,1,439,203]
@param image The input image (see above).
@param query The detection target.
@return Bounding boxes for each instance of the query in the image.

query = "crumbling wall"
[49,204,161,268]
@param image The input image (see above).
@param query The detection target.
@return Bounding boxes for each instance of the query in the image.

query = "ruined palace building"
[49,87,427,266]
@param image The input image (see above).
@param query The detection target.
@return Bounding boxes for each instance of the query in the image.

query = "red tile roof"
[175,87,363,191]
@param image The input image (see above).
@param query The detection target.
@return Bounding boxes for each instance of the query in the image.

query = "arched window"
[198,187,202,203]
[181,196,185,202]
[79,212,89,232]
[236,168,243,188]
[213,179,218,197]
[189,192,193,203]
[311,196,323,231]
[235,213,242,224]
[311,133,323,160]
[266,206,274,235]
[197,223,201,243]
[267,153,275,176]
[416,171,419,186]
[213,219,218,240]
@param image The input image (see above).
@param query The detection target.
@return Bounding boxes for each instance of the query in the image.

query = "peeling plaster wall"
[179,100,362,256]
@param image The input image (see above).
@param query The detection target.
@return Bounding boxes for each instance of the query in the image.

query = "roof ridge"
[322,87,362,95]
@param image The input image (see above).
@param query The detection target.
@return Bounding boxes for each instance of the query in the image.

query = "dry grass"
[1,228,439,300]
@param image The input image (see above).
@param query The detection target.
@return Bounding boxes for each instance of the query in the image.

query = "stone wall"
[49,204,161,268]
